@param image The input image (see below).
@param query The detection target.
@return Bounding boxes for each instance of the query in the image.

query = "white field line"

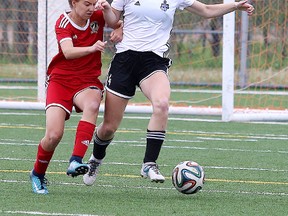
[0,86,37,90]
[1,139,288,154]
[170,89,288,96]
[127,144,288,154]
[0,112,44,116]
[0,157,287,173]
[172,129,288,138]
[1,210,106,216]
[2,111,288,125]
[0,179,287,197]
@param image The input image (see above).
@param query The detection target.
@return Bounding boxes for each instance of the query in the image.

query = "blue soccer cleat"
[30,171,48,194]
[66,160,89,177]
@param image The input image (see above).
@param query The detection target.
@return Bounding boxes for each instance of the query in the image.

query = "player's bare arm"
[185,0,254,19]
[60,39,107,60]
[96,0,119,28]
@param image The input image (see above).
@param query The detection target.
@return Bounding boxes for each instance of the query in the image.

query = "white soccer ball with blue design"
[172,161,205,194]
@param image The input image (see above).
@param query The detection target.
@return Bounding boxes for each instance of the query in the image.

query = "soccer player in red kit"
[30,0,122,194]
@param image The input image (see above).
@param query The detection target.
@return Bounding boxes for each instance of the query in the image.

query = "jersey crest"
[160,0,169,11]
[90,21,99,33]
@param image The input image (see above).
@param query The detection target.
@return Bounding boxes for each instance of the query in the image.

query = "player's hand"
[90,40,107,53]
[95,0,111,11]
[110,27,123,43]
[235,0,255,16]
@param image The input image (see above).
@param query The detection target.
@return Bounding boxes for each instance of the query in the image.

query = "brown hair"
[68,0,79,8]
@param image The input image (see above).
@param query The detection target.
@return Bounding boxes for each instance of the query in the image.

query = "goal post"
[222,0,235,122]
[37,0,71,102]
[221,0,288,121]
[37,0,46,103]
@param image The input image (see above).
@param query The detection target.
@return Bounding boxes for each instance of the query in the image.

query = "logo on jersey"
[134,1,140,6]
[72,35,78,40]
[90,21,99,33]
[160,0,169,11]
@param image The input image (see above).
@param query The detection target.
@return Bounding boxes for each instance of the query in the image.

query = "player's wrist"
[234,2,239,10]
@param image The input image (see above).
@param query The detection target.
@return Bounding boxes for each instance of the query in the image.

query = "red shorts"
[46,79,103,120]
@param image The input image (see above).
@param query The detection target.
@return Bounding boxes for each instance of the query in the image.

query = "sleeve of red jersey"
[55,14,73,45]
[93,10,105,28]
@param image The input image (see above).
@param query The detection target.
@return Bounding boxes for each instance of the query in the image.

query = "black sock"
[143,130,166,163]
[93,133,113,160]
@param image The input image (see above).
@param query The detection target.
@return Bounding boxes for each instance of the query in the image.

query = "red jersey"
[47,10,105,85]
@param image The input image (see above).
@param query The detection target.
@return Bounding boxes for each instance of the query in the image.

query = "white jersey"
[112,0,195,57]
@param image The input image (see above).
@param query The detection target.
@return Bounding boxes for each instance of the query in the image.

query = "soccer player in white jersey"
[29,0,122,194]
[83,0,254,185]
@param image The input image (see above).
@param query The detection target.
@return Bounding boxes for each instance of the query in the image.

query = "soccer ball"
[172,161,205,194]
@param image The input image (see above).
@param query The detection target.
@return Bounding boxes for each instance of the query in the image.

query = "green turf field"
[0,110,287,216]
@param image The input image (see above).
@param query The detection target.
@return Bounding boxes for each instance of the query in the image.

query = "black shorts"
[105,50,172,99]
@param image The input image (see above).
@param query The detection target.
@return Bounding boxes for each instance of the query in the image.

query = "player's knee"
[46,130,63,145]
[153,98,169,116]
[100,124,117,139]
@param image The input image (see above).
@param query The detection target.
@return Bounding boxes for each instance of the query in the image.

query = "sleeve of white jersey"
[111,0,125,11]
[178,0,195,10]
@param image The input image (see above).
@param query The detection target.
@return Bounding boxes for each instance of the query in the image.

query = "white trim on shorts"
[139,70,169,86]
[45,103,71,115]
[105,86,132,99]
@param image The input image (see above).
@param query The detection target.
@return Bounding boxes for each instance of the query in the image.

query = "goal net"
[0,0,287,121]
